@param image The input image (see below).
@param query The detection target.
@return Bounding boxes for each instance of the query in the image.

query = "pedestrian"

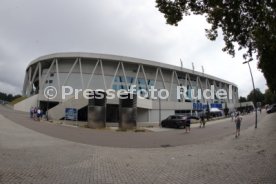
[30,107,34,118]
[185,117,191,133]
[231,112,235,122]
[199,114,205,128]
[37,108,41,121]
[33,107,37,120]
[234,112,242,138]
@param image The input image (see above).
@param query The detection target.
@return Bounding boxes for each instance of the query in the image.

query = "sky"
[0,0,267,97]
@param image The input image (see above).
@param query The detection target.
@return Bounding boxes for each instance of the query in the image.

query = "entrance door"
[106,104,119,122]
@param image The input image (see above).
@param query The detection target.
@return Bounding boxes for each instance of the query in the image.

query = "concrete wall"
[36,60,239,104]
[149,109,174,123]
[48,93,88,120]
[235,101,255,108]
[137,108,149,122]
[14,94,38,112]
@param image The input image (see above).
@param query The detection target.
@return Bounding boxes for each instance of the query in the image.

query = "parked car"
[267,104,276,114]
[188,116,200,124]
[161,115,187,129]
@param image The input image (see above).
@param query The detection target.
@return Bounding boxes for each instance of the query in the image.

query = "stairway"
[48,94,88,120]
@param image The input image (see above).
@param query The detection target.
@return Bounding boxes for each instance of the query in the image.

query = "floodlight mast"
[243,60,257,128]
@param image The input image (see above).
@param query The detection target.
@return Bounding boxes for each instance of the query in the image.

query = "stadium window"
[120,85,127,90]
[138,85,144,90]
[127,77,134,83]
[112,85,118,90]
[119,76,125,82]
[138,78,146,85]
[148,80,154,86]
[114,76,118,82]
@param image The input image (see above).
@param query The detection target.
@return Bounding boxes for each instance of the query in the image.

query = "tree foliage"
[238,88,275,106]
[247,88,265,105]
[156,0,276,91]
[0,92,21,102]
[239,96,247,103]
[263,89,276,104]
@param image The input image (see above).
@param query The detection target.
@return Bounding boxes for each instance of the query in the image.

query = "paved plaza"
[0,106,276,183]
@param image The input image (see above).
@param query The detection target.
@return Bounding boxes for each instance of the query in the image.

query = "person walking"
[234,112,242,138]
[33,107,37,120]
[30,107,34,118]
[185,117,191,133]
[199,114,205,128]
[37,108,42,121]
[231,112,235,122]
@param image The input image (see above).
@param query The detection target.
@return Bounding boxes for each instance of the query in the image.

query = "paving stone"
[0,112,275,184]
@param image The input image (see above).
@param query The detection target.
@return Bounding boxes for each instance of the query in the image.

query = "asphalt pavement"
[0,105,265,148]
[0,105,275,184]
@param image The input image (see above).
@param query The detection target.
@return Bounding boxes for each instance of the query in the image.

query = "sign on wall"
[193,103,208,110]
[210,103,222,109]
[65,108,78,121]
[193,103,222,110]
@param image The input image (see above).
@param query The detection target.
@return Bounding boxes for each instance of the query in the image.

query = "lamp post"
[243,60,257,128]
[46,93,49,121]
[159,94,161,127]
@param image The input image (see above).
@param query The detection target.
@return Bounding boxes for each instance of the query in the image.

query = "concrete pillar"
[119,93,137,129]
[87,91,106,128]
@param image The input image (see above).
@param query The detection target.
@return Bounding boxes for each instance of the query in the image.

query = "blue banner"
[65,108,78,121]
[210,103,222,109]
[193,103,209,110]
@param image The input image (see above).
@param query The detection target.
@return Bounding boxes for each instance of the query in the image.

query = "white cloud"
[0,0,267,96]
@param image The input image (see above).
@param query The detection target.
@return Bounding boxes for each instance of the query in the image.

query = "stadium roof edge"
[27,52,238,87]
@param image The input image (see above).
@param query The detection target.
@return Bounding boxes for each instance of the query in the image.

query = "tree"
[264,89,276,104]
[156,0,276,91]
[0,92,22,102]
[239,96,247,103]
[247,88,265,106]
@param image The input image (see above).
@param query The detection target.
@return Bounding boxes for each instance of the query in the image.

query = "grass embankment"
[9,96,27,106]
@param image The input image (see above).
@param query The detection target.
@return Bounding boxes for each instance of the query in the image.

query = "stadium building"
[15,52,239,125]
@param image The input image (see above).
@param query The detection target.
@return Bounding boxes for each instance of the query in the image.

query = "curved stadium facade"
[16,52,239,124]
